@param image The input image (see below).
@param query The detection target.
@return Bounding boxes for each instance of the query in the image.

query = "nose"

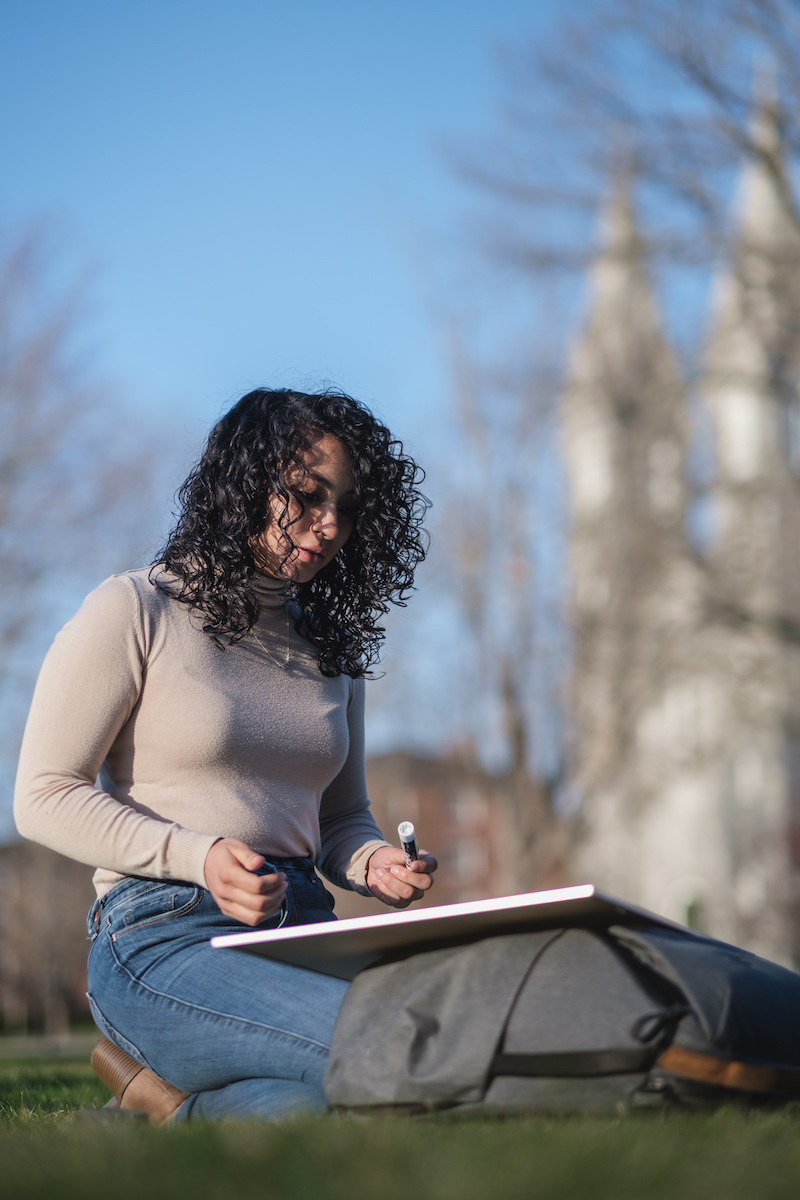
[310,503,339,541]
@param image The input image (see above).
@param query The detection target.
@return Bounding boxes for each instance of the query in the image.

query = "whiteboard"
[210,884,684,980]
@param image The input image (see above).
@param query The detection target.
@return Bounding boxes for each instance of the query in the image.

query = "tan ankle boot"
[90,1037,189,1125]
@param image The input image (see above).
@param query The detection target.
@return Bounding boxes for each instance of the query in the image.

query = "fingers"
[204,838,288,926]
[217,877,287,926]
[217,883,287,925]
[410,850,438,875]
[224,899,285,927]
[366,845,437,908]
[373,866,428,905]
[225,838,267,873]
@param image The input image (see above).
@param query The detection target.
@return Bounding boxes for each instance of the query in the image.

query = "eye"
[339,503,360,519]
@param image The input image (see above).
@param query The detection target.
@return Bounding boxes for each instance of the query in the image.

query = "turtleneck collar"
[251,572,293,609]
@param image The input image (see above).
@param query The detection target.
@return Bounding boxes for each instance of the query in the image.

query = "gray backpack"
[324,923,800,1114]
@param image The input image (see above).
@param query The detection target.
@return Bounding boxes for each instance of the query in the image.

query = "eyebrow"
[304,469,356,497]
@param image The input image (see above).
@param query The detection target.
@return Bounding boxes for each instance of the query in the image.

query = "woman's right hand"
[203,838,288,926]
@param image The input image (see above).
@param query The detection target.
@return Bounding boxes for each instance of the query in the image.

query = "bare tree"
[0,842,95,1033]
[0,220,172,1021]
[430,1,800,906]
[446,0,800,641]
[421,319,570,889]
[0,221,164,714]
[449,0,800,340]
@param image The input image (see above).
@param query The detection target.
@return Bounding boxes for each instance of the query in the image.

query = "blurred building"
[564,102,800,965]
[0,755,519,1025]
[0,753,560,1023]
[0,841,95,1032]
[327,752,564,919]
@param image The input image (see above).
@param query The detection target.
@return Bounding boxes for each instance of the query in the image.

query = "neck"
[251,572,292,608]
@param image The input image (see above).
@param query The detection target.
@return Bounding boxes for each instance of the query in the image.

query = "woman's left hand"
[366,845,437,908]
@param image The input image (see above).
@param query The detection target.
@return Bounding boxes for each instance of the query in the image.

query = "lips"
[296,546,325,565]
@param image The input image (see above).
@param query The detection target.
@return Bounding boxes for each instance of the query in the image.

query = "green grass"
[0,1054,104,1126]
[1,1057,800,1200]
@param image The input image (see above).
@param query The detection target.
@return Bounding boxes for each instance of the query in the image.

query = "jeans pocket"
[110,881,204,940]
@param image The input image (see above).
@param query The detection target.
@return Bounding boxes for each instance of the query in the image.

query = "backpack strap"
[657,1046,800,1095]
[492,1047,657,1078]
[493,1046,800,1094]
[491,1000,690,1080]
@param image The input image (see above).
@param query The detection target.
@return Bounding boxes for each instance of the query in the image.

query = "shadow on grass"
[0,1063,107,1125]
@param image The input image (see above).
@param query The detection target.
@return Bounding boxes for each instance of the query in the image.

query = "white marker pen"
[397,820,419,867]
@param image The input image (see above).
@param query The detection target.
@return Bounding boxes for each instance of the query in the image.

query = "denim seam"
[111,888,204,940]
[106,936,331,1054]
[101,880,185,925]
[86,990,156,1072]
[102,880,171,912]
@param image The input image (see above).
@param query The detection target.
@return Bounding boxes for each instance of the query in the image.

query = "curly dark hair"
[154,388,430,677]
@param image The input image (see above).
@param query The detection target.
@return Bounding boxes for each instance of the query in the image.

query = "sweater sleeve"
[13,576,217,887]
[316,676,391,894]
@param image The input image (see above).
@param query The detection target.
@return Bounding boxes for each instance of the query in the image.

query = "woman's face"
[253,433,358,583]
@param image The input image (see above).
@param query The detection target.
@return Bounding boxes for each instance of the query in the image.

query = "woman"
[14,387,436,1123]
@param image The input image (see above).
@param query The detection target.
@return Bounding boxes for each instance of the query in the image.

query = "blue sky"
[0,0,559,450]
[0,2,570,821]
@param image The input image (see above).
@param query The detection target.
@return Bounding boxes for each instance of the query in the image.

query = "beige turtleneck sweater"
[14,568,390,898]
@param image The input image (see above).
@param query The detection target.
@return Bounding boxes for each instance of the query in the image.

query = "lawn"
[0,1053,799,1200]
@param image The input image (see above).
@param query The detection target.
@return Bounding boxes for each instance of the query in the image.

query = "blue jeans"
[86,858,349,1122]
